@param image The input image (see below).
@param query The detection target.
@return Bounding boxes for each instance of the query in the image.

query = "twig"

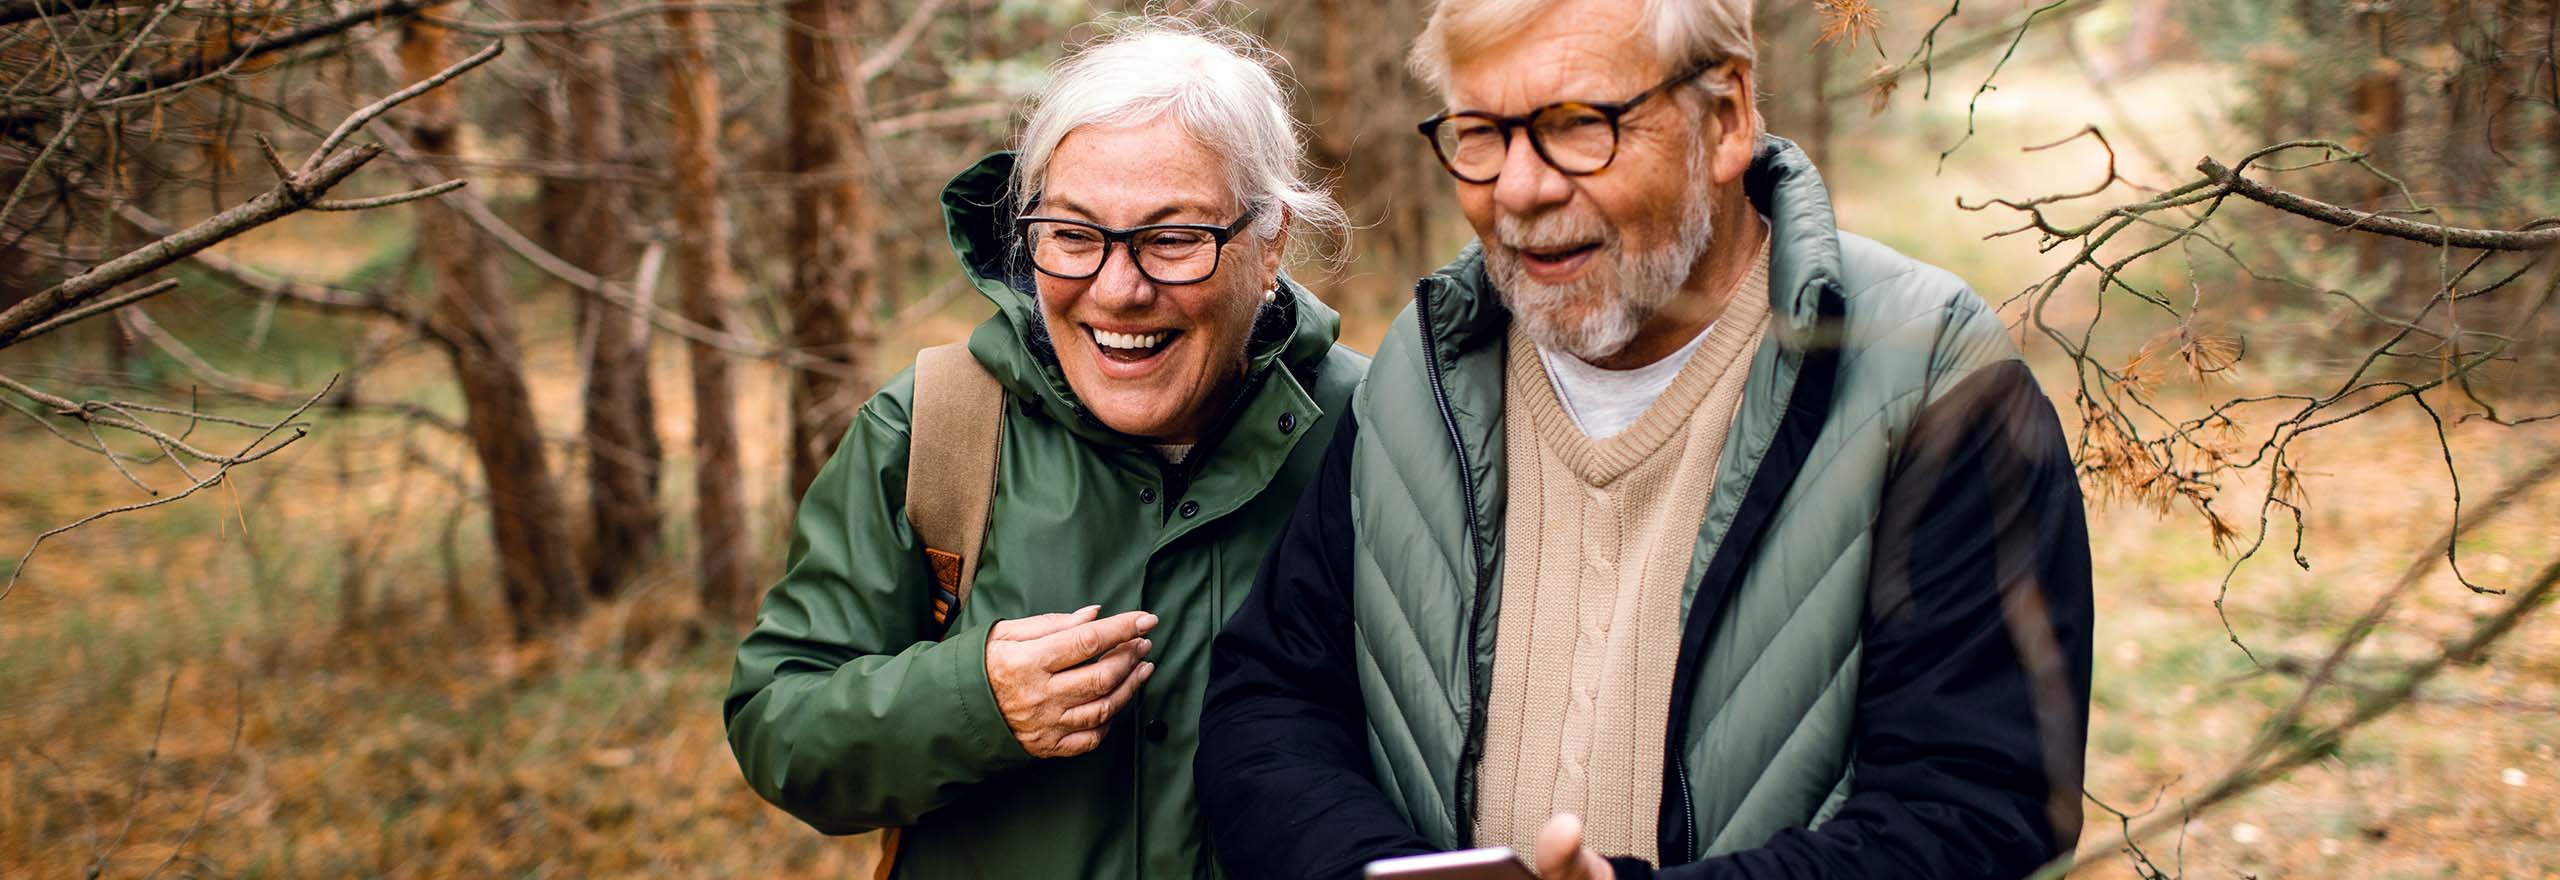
[8,278,181,346]
[0,0,184,224]
[141,677,245,880]
[3,375,335,601]
[1935,0,2084,170]
[87,669,178,875]
[874,100,1010,136]
[117,307,294,399]
[0,0,111,28]
[1831,0,2105,103]
[0,143,387,346]
[2,39,494,349]
[106,202,460,350]
[857,0,952,83]
[419,0,769,35]
[0,0,434,131]
[305,40,503,171]
[2199,159,2560,251]
[307,178,468,211]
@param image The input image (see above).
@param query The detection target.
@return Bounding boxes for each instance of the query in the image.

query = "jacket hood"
[937,151,1343,447]
[1416,134,1845,356]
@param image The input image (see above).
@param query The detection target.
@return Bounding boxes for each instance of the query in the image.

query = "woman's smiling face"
[1030,115,1282,445]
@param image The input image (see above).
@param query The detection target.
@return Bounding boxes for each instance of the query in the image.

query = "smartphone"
[1364,847,1539,880]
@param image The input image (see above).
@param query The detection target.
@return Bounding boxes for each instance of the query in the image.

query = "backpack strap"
[905,342,1005,636]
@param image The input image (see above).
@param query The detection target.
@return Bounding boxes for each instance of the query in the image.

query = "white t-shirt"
[1533,322,1715,439]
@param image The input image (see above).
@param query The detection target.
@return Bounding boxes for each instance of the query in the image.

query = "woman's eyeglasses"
[1016,206,1259,286]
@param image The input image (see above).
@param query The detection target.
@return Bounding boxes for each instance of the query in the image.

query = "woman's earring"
[1262,287,1279,305]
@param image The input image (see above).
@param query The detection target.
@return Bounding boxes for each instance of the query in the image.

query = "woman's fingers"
[989,605,1101,642]
[1051,638,1150,701]
[1031,610,1158,671]
[1050,728,1105,757]
[1058,659,1155,731]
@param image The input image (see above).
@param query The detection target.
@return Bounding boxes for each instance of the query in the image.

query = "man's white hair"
[1014,18,1348,268]
[1408,0,1760,137]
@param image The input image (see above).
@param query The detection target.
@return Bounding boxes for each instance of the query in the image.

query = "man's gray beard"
[1487,157,1718,363]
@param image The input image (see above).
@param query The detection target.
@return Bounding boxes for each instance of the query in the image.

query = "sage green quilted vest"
[1343,137,2023,860]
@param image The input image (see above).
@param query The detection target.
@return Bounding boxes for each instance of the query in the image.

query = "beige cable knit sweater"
[1474,247,1771,863]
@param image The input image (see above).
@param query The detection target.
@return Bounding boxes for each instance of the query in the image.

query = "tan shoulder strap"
[906,342,1005,634]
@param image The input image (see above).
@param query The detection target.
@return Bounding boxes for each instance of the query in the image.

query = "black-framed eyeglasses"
[1417,59,1722,184]
[1015,205,1259,286]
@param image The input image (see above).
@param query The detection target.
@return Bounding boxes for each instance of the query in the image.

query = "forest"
[3,0,2558,875]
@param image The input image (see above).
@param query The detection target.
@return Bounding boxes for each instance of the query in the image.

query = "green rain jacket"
[725,153,1368,879]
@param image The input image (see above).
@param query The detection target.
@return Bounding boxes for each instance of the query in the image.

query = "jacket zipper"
[1413,279,1493,846]
[1676,752,1698,862]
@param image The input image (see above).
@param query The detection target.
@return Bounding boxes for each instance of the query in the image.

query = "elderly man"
[1195,0,2094,878]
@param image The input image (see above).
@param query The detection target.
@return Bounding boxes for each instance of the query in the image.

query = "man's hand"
[1535,814,1614,880]
[987,605,1158,758]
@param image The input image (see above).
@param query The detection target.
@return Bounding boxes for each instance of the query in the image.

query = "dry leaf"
[1815,0,1884,50]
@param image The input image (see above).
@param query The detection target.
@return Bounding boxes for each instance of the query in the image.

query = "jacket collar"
[937,151,1342,461]
[1415,135,1844,358]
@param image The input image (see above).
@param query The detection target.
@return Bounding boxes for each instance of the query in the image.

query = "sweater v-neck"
[1511,244,1772,488]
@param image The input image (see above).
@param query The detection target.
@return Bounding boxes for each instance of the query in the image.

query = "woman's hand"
[986,605,1159,758]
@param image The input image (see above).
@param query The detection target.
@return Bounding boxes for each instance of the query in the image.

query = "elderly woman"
[723,20,1363,879]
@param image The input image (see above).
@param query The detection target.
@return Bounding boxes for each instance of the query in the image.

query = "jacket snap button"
[1178,500,1200,519]
[1139,487,1157,504]
[1277,412,1297,434]
[1144,719,1169,742]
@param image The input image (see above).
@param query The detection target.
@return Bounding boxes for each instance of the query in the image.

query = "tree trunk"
[781,0,878,502]
[2545,0,2560,177]
[2438,0,2492,213]
[1807,40,1834,172]
[2349,9,2405,280]
[402,19,584,637]
[2120,0,2174,76]
[1293,0,1433,315]
[662,3,755,622]
[531,0,662,598]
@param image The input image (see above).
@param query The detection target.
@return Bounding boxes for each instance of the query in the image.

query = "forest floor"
[7,38,2560,880]
[8,330,2555,879]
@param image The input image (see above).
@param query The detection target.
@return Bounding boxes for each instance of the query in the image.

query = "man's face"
[1442,1,1752,363]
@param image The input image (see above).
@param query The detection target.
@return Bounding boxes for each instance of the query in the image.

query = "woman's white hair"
[1408,0,1760,137]
[1013,17,1348,269]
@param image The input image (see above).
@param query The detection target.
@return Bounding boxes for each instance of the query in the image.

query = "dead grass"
[0,288,984,877]
[2070,399,2560,878]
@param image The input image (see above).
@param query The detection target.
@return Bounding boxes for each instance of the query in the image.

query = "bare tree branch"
[0,143,385,346]
[0,0,111,28]
[105,202,458,350]
[308,178,468,210]
[856,0,951,83]
[0,39,498,349]
[0,0,433,132]
[2,373,334,601]
[306,39,502,167]
[419,0,769,35]
[1832,0,2105,104]
[9,278,181,346]
[2199,158,2560,251]
[874,100,1009,136]
[115,307,295,399]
